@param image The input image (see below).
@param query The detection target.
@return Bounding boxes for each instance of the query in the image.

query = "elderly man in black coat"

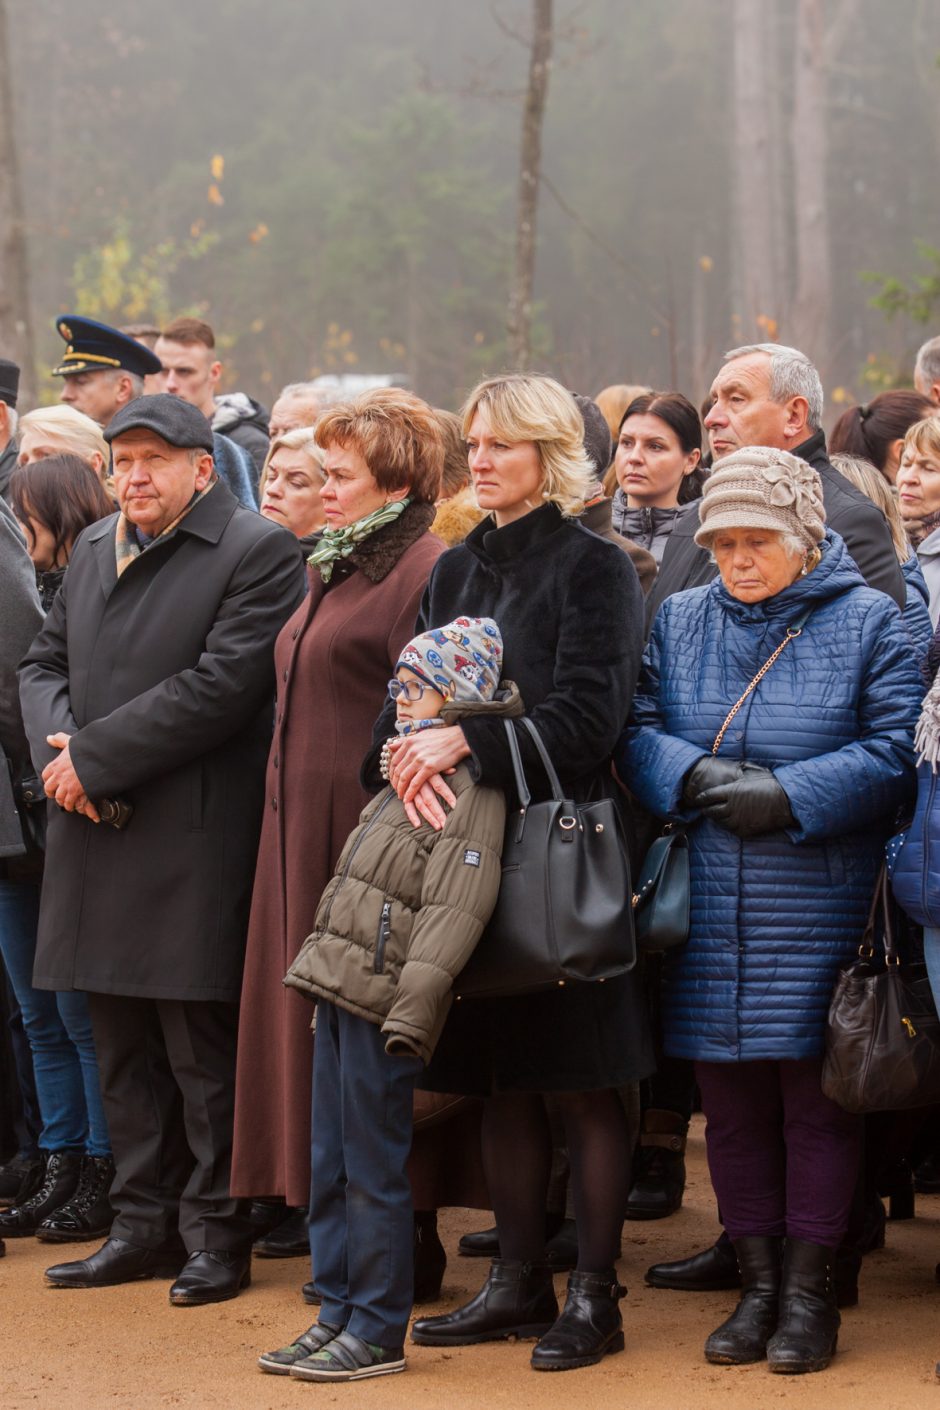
[18,395,303,1303]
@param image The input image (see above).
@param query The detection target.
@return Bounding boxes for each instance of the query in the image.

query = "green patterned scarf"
[308,497,411,583]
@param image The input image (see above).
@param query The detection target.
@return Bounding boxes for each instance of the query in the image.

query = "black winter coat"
[366,502,655,1093]
[18,481,304,1001]
[644,430,906,629]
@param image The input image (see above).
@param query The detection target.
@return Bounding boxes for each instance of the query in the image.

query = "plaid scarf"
[115,480,216,579]
[308,497,411,583]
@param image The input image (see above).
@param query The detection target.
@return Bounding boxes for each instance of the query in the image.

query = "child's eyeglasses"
[387,678,443,702]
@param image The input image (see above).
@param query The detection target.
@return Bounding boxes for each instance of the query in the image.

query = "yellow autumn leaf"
[251,318,265,333]
[698,255,713,273]
[830,386,851,405]
[207,184,225,207]
[211,154,225,182]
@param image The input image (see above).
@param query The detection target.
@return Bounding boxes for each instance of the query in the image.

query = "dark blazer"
[644,429,906,628]
[18,480,304,1001]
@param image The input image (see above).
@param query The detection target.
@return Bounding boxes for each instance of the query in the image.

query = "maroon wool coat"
[230,504,488,1208]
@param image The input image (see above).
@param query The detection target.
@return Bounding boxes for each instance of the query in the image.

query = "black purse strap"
[860,866,900,965]
[502,717,566,807]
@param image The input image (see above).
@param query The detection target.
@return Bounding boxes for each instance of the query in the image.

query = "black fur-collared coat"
[366,502,655,1094]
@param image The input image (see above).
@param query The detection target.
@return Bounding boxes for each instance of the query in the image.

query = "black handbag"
[454,718,636,1000]
[822,868,940,1114]
[632,827,690,953]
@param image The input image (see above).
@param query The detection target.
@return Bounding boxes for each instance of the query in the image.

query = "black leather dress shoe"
[45,1236,184,1288]
[302,1280,322,1305]
[169,1249,251,1305]
[0,1151,47,1208]
[253,1207,308,1258]
[645,1233,742,1292]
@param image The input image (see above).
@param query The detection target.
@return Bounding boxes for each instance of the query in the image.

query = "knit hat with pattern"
[694,446,825,552]
[396,616,503,702]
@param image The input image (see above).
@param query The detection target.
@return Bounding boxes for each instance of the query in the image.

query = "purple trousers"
[695,1058,862,1249]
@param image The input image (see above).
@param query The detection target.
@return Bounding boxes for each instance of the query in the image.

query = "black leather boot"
[766,1239,840,1374]
[625,1109,688,1221]
[645,1231,742,1291]
[704,1236,782,1364]
[411,1259,557,1345]
[36,1155,115,1242]
[530,1269,626,1371]
[0,1151,83,1236]
[413,1210,447,1302]
[0,1150,47,1208]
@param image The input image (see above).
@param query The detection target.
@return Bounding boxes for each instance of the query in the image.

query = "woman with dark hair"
[608,392,706,565]
[9,455,114,610]
[0,457,115,1245]
[829,390,934,484]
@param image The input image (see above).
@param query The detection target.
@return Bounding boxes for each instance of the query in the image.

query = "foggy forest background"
[4,0,940,422]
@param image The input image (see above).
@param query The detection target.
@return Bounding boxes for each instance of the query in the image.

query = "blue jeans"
[310,1002,422,1348]
[924,927,940,1016]
[0,881,110,1156]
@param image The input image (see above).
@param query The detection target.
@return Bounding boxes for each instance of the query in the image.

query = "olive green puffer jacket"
[284,686,522,1063]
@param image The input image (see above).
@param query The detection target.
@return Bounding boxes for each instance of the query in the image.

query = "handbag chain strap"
[711,605,814,756]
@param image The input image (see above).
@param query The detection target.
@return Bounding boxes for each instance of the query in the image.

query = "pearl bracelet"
[379,738,397,782]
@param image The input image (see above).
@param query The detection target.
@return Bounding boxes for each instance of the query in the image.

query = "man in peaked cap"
[52,317,257,508]
[52,316,162,429]
[0,358,20,502]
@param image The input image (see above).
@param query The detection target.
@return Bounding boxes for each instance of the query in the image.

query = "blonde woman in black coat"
[369,374,654,1373]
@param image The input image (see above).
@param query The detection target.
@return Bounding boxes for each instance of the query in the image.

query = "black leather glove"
[681,756,745,809]
[697,769,795,838]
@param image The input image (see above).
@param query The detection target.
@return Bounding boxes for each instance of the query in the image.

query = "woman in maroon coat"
[231,389,487,1287]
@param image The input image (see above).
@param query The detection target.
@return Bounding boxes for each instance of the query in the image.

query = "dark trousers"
[87,993,250,1253]
[310,1001,422,1348]
[695,1057,862,1249]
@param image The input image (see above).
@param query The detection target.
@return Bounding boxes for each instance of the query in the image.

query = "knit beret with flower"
[694,446,826,552]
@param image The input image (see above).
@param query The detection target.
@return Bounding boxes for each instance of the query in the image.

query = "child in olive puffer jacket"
[258,617,520,1384]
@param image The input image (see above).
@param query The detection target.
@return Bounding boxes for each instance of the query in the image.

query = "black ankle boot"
[625,1109,688,1221]
[766,1239,840,1374]
[36,1155,115,1243]
[704,1236,782,1364]
[411,1259,557,1345]
[0,1151,83,1237]
[530,1269,625,1371]
[413,1211,446,1302]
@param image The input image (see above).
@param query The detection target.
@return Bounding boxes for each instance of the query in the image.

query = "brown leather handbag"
[822,868,940,1113]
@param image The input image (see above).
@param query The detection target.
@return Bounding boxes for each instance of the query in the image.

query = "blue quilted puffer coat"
[902,552,933,669]
[618,531,922,1062]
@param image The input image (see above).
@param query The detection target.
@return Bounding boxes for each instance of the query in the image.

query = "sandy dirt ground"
[2,1115,940,1410]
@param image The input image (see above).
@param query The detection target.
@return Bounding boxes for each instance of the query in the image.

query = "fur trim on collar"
[347,499,437,583]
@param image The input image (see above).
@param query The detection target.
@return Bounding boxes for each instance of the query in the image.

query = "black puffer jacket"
[611,493,698,567]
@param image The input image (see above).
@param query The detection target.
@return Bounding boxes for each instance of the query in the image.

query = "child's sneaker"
[257,1320,341,1375]
[289,1329,405,1381]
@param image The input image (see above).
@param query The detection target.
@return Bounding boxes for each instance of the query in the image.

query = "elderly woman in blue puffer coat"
[619,446,922,1378]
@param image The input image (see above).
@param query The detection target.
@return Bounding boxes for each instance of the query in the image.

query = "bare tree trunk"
[791,0,830,373]
[506,0,553,370]
[0,0,36,407]
[732,0,779,337]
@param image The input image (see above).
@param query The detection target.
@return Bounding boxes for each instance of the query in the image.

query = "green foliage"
[863,241,940,324]
[70,216,218,326]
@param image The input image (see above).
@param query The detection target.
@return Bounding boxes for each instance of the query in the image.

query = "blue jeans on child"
[309,1000,422,1348]
[0,880,110,1156]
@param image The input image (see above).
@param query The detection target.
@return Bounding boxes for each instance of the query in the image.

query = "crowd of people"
[3,312,940,1384]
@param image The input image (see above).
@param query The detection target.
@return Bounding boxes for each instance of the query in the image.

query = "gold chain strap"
[711,624,805,756]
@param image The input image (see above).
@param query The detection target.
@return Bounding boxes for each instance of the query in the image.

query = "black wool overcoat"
[18,481,304,1001]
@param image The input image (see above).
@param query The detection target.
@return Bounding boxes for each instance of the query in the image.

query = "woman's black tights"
[481,1087,629,1272]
